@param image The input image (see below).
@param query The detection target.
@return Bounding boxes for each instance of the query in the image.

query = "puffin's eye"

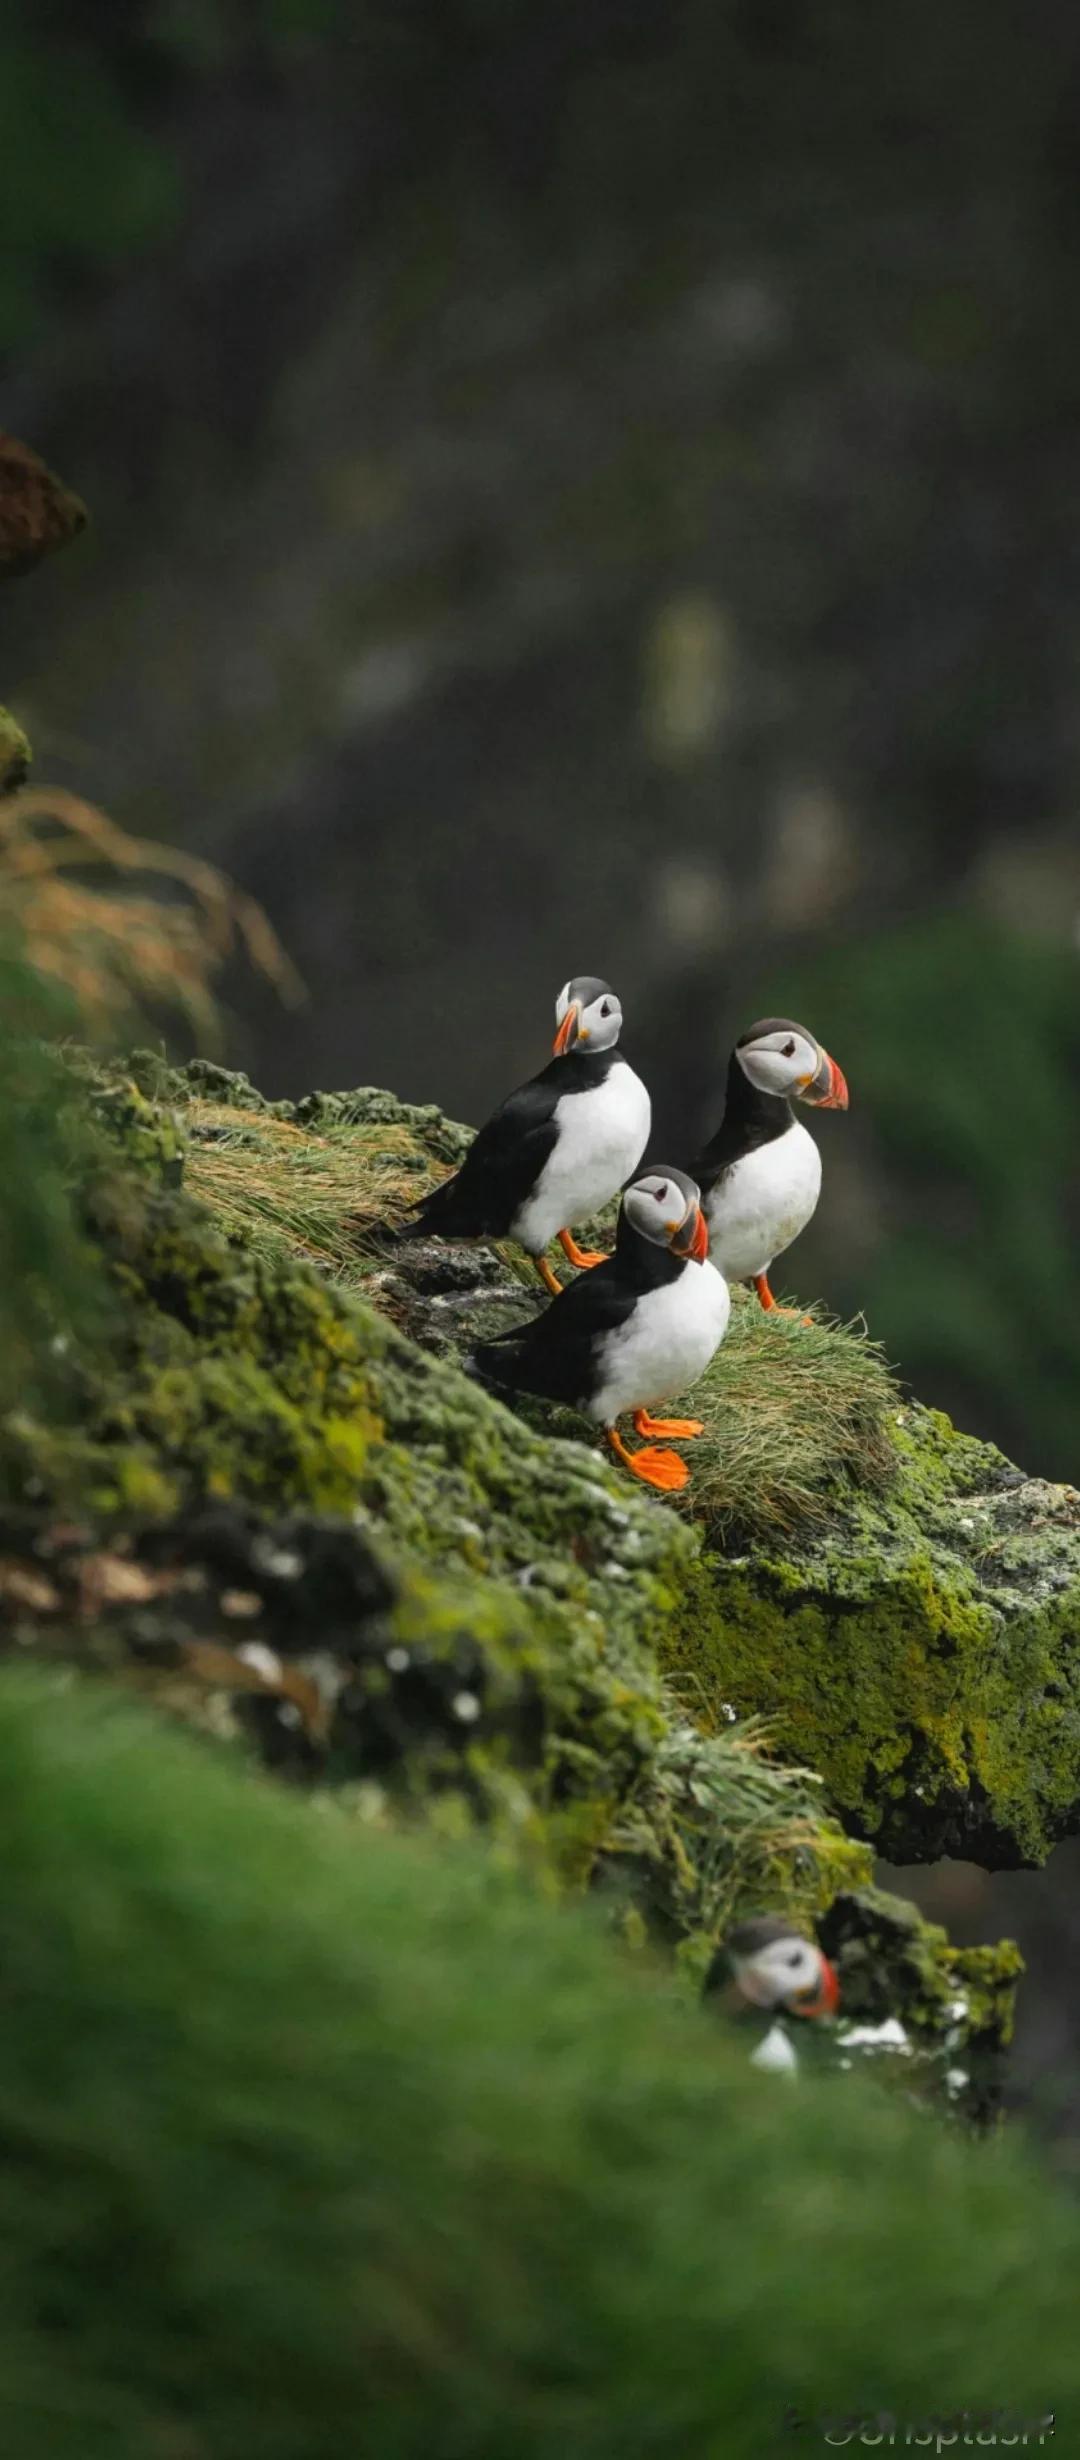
[786,1949,803,1968]
[653,1183,669,1204]
[599,1000,613,1017]
[782,1039,796,1058]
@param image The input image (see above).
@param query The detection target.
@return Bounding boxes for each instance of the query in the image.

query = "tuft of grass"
[677,1287,898,1546]
[183,1101,432,1273]
[0,786,303,1039]
[608,1707,838,1942]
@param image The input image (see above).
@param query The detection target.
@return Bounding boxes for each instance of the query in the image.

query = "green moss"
[0,1671,1069,2458]
[0,1050,871,1983]
[820,1884,1022,2127]
[667,1402,1080,1866]
[0,1049,1031,2105]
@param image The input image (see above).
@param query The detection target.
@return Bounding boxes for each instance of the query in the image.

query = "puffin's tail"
[369,1175,463,1246]
[466,1330,527,1394]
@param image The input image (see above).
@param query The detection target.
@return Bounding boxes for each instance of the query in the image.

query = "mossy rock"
[819,1883,1022,2115]
[319,1069,1080,1873]
[668,1405,1080,1867]
[0,1050,1033,2114]
[0,1053,865,2012]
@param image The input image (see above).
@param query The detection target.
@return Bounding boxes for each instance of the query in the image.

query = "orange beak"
[553,1002,583,1057]
[793,1957,840,2021]
[670,1202,709,1263]
[804,1050,849,1111]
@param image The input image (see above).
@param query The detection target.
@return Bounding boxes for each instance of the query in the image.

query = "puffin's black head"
[735,1019,849,1111]
[621,1165,708,1262]
[707,1916,840,2021]
[553,976,623,1057]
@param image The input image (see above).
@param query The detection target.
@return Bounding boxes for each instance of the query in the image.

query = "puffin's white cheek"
[740,1051,795,1096]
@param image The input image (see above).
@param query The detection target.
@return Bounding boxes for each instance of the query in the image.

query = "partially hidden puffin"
[471,1166,728,1491]
[694,1017,848,1314]
[703,1917,840,2076]
[392,976,650,1295]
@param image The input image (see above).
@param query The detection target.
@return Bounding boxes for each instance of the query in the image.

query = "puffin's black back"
[404,1046,624,1241]
[471,1207,685,1411]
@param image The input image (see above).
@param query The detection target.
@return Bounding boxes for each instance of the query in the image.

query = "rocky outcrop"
[0,1051,1049,2121]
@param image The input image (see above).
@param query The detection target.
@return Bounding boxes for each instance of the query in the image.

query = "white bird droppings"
[838,2017,910,2052]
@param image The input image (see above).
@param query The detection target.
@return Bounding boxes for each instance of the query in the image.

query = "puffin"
[470,1165,729,1491]
[693,1017,848,1315]
[391,976,650,1295]
[703,1916,840,2076]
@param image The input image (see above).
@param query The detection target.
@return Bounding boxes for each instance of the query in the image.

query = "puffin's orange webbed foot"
[606,1428,690,1492]
[536,1256,564,1298]
[752,1274,812,1328]
[632,1408,705,1440]
[558,1229,609,1270]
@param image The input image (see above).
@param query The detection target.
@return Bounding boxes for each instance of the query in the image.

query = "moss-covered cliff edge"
[6,1048,1071,2121]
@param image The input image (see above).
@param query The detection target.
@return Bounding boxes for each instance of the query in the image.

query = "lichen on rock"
[0,1051,1040,2121]
[667,1404,1080,1868]
[0,1057,844,1958]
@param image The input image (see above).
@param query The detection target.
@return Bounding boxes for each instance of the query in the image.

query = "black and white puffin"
[392,976,651,1295]
[471,1165,728,1491]
[694,1017,848,1314]
[703,1917,840,2076]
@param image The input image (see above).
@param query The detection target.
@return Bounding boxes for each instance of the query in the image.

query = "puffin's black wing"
[471,1259,638,1410]
[405,1072,562,1242]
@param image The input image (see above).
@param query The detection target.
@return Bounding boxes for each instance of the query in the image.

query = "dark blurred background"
[2,0,1079,2127]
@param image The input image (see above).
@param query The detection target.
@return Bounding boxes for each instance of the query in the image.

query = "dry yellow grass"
[0,787,303,1037]
[183,1103,432,1273]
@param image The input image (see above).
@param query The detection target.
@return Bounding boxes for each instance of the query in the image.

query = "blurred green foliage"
[0,949,109,1413]
[0,13,178,347]
[0,0,352,346]
[0,1662,1074,2457]
[790,916,1080,1466]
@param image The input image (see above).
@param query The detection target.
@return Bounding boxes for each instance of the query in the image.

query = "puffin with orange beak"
[471,1166,727,1492]
[693,1017,848,1316]
[703,1917,841,2076]
[386,975,650,1295]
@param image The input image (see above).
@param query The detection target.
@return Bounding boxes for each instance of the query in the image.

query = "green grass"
[607,1707,839,1943]
[681,1287,898,1544]
[0,1666,1074,2458]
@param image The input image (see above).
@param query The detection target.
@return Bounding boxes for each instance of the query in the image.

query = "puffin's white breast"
[513,1061,651,1253]
[750,2021,799,2077]
[588,1258,730,1425]
[703,1121,821,1284]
